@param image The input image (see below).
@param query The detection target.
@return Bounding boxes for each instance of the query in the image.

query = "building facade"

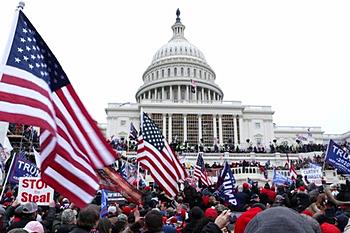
[105,10,347,148]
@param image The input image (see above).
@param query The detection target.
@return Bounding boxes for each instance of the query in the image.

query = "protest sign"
[301,167,323,186]
[18,177,54,205]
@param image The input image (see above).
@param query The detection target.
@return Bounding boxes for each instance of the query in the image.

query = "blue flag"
[272,169,292,186]
[325,139,350,175]
[8,151,39,184]
[215,161,237,206]
[100,189,108,218]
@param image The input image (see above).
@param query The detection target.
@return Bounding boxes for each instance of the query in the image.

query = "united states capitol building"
[103,10,349,152]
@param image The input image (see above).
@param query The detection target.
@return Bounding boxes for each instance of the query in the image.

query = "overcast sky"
[0,0,349,134]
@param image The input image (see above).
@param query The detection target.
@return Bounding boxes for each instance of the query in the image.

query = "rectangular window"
[255,122,261,129]
[187,114,198,146]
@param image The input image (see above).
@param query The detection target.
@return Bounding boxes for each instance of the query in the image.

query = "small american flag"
[0,9,118,207]
[129,122,138,141]
[194,152,212,187]
[137,112,187,197]
[190,79,197,93]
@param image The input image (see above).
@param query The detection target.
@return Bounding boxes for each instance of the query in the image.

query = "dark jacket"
[68,227,90,233]
[200,222,221,233]
[56,224,76,233]
[7,218,32,231]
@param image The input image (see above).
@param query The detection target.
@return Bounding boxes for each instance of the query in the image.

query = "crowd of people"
[107,135,328,155]
[1,174,350,233]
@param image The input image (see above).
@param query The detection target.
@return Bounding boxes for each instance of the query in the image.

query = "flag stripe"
[137,149,178,189]
[0,106,55,134]
[57,88,105,166]
[139,139,178,181]
[52,91,102,167]
[65,85,116,162]
[56,117,91,164]
[164,142,186,179]
[0,82,54,117]
[42,169,94,208]
[139,160,177,197]
[50,155,98,194]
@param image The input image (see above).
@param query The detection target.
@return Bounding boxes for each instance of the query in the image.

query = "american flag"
[286,153,298,181]
[137,112,187,197]
[0,10,118,207]
[129,122,138,141]
[193,152,212,187]
[190,79,197,93]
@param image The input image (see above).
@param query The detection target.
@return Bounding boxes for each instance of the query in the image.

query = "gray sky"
[0,0,349,134]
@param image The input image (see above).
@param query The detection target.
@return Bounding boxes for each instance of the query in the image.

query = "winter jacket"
[200,222,221,233]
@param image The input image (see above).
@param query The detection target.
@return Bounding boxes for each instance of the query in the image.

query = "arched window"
[174,67,177,76]
[156,71,159,78]
[204,72,207,79]
[181,67,184,76]
[162,69,164,78]
[167,68,171,77]
[151,73,154,80]
[194,69,196,77]
[187,68,190,77]
[199,70,202,78]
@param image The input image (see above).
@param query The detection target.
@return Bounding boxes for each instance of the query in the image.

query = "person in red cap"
[122,206,131,216]
[204,207,218,221]
[320,222,341,233]
[234,207,263,233]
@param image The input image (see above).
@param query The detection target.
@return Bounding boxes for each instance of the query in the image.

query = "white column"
[218,115,223,145]
[168,114,172,143]
[233,115,238,145]
[239,116,243,144]
[183,114,187,142]
[208,90,211,102]
[186,85,189,101]
[163,114,167,138]
[162,87,165,100]
[213,115,217,140]
[154,89,157,100]
[169,86,173,101]
[194,86,197,101]
[201,88,204,102]
[178,85,181,101]
[148,90,151,99]
[198,114,202,143]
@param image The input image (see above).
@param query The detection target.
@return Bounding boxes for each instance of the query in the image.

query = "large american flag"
[0,10,118,207]
[193,152,212,187]
[137,112,187,197]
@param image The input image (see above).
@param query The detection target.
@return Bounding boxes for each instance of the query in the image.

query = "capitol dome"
[136,9,223,103]
[151,36,207,65]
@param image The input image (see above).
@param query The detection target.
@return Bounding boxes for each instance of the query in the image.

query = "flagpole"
[322,139,331,172]
[0,3,22,79]
[0,153,16,200]
[136,161,140,190]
